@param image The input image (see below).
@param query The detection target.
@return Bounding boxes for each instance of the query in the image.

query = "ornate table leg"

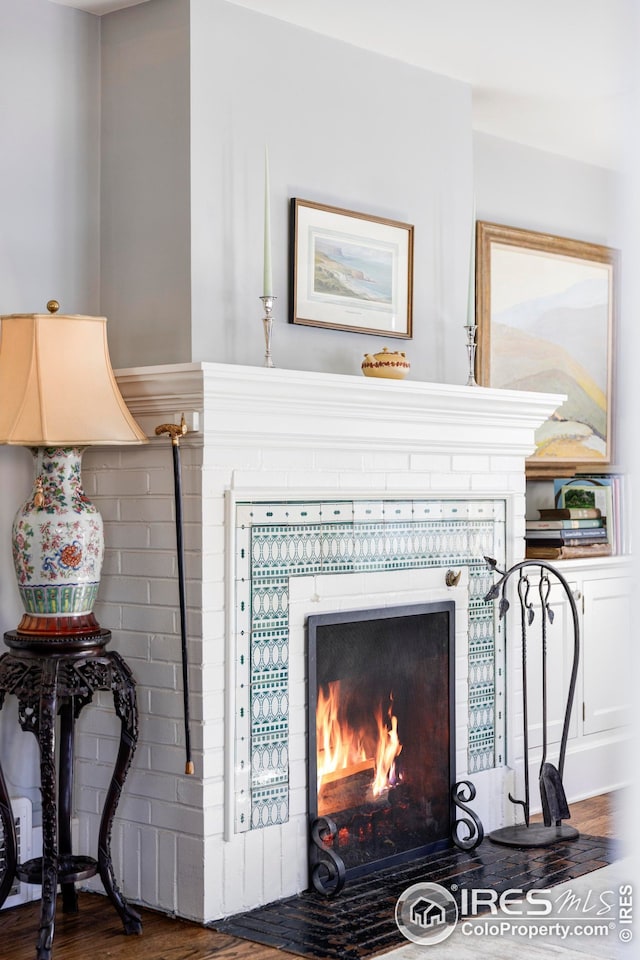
[0,746,17,909]
[0,655,18,908]
[97,651,142,935]
[58,700,78,914]
[36,659,60,960]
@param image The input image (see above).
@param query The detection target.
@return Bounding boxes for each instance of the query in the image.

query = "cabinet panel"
[583,577,632,735]
[524,578,579,751]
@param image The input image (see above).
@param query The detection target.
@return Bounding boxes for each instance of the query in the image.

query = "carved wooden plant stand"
[0,630,142,960]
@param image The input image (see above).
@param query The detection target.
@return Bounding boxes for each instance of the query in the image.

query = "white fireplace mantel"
[115,361,565,458]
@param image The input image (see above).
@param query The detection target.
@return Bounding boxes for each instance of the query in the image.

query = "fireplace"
[307,601,455,879]
[82,362,561,921]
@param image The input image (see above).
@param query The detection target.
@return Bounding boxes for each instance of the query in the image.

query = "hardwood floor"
[530,788,622,839]
[1,895,286,960]
[1,792,621,960]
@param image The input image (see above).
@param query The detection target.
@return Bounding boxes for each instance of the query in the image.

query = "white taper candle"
[466,199,476,328]
[263,146,273,298]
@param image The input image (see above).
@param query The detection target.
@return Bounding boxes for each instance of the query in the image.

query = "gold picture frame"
[476,221,618,473]
[289,199,414,338]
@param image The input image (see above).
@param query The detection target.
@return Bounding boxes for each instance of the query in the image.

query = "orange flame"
[316,682,402,798]
[372,694,402,797]
[316,681,367,789]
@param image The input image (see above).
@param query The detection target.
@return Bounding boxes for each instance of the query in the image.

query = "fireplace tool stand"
[483,558,580,847]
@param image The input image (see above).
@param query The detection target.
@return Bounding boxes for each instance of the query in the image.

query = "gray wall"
[474,131,620,246]
[0,0,100,314]
[100,0,474,382]
[189,0,473,384]
[100,0,191,369]
[0,0,101,806]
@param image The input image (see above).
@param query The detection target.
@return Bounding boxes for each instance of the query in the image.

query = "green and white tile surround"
[233,497,506,833]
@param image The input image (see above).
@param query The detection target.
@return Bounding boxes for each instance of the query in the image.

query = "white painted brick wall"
[70,363,560,923]
[80,430,206,921]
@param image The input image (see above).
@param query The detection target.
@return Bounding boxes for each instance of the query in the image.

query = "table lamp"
[0,302,148,637]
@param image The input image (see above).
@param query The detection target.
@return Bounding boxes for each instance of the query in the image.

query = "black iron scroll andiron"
[451,780,484,850]
[155,414,194,776]
[309,816,346,898]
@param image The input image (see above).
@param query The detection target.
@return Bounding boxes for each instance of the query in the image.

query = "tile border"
[228,497,506,834]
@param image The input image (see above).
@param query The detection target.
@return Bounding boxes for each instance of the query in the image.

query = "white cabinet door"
[582,576,632,735]
[525,577,580,751]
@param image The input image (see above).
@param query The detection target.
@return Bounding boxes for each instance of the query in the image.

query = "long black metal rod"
[517,574,530,825]
[171,440,193,775]
[539,574,550,770]
[155,418,193,776]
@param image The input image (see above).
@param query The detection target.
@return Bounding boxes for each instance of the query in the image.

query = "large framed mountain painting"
[476,222,617,472]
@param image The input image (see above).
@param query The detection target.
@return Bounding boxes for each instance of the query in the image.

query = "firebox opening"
[307,601,455,879]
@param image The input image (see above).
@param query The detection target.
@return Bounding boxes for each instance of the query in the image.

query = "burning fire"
[316,681,367,784]
[372,694,402,796]
[316,681,403,800]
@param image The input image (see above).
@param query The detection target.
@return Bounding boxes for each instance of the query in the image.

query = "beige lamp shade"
[0,313,147,445]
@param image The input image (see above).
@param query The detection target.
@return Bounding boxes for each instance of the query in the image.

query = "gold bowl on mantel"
[361,346,410,380]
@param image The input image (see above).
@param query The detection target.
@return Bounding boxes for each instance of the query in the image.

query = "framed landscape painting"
[476,222,618,471]
[289,199,414,338]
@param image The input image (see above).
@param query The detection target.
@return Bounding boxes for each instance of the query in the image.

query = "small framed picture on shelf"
[475,222,618,473]
[289,198,414,338]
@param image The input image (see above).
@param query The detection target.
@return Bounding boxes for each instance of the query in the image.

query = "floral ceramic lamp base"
[12,447,104,636]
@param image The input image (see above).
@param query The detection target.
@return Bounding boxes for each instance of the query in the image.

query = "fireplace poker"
[155,415,194,776]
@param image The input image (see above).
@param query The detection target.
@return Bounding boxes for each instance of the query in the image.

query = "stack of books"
[554,474,628,555]
[525,506,611,560]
